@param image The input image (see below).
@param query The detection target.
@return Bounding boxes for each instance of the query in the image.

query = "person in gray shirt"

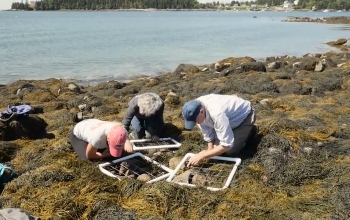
[122,93,164,141]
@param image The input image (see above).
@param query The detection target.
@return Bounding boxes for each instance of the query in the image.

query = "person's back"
[73,119,116,148]
[182,93,258,166]
[196,94,251,130]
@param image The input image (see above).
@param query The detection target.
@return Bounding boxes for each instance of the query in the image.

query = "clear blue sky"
[0,0,13,10]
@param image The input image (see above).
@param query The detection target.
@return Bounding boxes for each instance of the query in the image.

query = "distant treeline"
[13,0,349,10]
[296,0,350,10]
[11,0,248,10]
[255,0,350,10]
[12,0,198,10]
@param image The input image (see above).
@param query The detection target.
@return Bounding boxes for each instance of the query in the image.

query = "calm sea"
[0,10,349,84]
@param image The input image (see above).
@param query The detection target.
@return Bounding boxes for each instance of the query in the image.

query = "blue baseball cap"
[182,100,202,130]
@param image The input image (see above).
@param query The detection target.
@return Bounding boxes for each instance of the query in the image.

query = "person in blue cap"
[182,94,258,166]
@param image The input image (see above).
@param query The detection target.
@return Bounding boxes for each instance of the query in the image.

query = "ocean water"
[0,10,349,84]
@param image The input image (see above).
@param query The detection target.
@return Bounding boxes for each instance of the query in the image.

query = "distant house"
[283,1,293,8]
[251,4,257,7]
[293,0,299,5]
[29,0,36,6]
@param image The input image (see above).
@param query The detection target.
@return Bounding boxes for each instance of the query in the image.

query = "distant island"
[8,0,350,11]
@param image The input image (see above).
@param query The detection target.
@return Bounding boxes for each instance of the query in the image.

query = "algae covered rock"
[0,115,48,141]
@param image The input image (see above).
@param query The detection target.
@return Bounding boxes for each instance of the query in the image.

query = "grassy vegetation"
[0,41,350,219]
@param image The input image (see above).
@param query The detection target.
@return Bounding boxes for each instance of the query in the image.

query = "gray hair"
[137,93,163,117]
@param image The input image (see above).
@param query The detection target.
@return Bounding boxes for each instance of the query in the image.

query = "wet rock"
[174,64,199,75]
[191,173,208,187]
[137,174,151,182]
[146,77,160,87]
[259,98,270,106]
[219,67,237,77]
[302,147,313,154]
[240,62,266,72]
[301,60,317,71]
[172,170,192,183]
[314,61,325,72]
[68,83,80,93]
[0,115,48,141]
[292,62,302,69]
[286,55,296,59]
[22,88,56,102]
[267,61,283,70]
[337,63,350,68]
[317,142,325,147]
[326,38,347,46]
[169,157,183,170]
[78,104,87,111]
[92,80,126,90]
[303,53,322,58]
[215,62,231,72]
[165,92,181,107]
[340,53,350,60]
[265,56,275,62]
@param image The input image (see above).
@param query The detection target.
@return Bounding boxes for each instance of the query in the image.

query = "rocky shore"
[0,39,350,219]
[283,16,350,24]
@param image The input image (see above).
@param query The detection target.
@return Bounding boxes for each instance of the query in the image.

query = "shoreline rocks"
[282,16,350,24]
[0,41,350,219]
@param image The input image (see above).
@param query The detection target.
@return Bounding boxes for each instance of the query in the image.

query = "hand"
[124,141,134,153]
[151,135,159,142]
[187,153,205,167]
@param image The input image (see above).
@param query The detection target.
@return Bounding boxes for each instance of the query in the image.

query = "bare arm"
[187,145,230,166]
[86,143,111,159]
[201,145,230,158]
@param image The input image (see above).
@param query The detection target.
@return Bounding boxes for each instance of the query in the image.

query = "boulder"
[174,64,199,75]
[240,62,266,72]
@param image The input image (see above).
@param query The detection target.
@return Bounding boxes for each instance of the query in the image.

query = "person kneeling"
[122,92,164,141]
[182,94,258,166]
[70,119,133,160]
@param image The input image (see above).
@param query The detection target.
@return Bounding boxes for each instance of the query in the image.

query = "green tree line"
[255,0,350,9]
[296,0,350,10]
[12,0,200,10]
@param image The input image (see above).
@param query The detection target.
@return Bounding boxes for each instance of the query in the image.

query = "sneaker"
[130,130,138,140]
[145,130,152,139]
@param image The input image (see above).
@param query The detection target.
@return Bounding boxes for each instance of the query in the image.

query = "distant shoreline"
[2,8,311,12]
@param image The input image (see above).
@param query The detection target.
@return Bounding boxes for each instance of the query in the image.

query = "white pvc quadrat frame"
[130,137,181,151]
[166,153,242,191]
[98,152,174,184]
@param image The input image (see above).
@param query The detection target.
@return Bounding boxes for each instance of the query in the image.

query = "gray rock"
[267,61,282,69]
[292,62,301,69]
[168,157,183,170]
[78,104,87,111]
[68,83,80,92]
[314,61,325,72]
[173,170,192,183]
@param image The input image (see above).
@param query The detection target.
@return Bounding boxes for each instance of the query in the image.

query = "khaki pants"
[214,109,256,156]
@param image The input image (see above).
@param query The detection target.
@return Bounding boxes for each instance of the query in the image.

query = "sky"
[0,0,13,10]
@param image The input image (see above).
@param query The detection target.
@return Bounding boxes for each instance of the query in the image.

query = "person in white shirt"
[182,94,258,166]
[70,119,133,160]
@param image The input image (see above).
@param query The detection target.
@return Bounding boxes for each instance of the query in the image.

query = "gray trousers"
[214,109,256,156]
